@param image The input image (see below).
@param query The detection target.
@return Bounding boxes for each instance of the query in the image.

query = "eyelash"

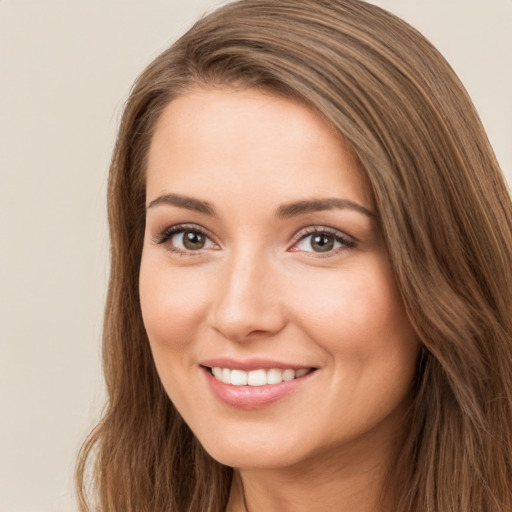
[152,223,356,257]
[152,223,216,256]
[290,226,356,257]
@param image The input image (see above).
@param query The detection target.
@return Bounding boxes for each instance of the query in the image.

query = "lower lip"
[202,367,315,410]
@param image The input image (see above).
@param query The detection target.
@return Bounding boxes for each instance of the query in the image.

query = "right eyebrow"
[146,193,217,217]
[275,197,377,220]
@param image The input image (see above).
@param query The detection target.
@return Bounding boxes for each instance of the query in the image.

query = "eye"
[290,227,356,255]
[172,229,214,251]
[153,224,217,254]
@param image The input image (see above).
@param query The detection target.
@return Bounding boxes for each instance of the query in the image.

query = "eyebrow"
[146,193,377,219]
[275,198,377,219]
[146,193,217,216]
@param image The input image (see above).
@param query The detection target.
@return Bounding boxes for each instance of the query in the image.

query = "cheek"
[288,261,418,430]
[139,255,210,351]
[287,259,415,360]
[138,255,211,412]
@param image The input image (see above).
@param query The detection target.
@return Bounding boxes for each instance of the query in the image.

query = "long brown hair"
[76,1,512,510]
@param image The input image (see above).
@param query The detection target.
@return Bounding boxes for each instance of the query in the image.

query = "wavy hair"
[76,1,512,510]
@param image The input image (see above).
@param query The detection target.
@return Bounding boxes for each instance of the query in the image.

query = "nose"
[209,249,287,342]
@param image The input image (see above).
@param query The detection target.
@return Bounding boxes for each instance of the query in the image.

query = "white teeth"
[247,369,267,386]
[266,368,283,384]
[210,367,312,386]
[230,369,248,386]
[282,369,295,381]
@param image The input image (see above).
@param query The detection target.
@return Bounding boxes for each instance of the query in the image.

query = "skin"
[139,88,419,512]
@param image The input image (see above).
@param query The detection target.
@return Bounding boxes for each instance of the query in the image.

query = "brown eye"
[182,230,206,250]
[157,226,216,253]
[291,228,355,256]
[310,234,335,252]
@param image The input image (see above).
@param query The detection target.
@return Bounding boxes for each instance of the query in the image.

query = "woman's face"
[140,88,418,471]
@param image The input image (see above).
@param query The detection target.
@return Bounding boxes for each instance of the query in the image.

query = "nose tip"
[209,259,287,342]
[212,314,282,342]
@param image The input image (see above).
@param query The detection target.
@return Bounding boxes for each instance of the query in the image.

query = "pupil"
[183,231,205,250]
[311,234,334,252]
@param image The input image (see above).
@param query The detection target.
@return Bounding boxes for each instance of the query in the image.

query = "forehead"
[146,87,373,211]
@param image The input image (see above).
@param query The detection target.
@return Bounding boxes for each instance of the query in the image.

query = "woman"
[76,0,512,511]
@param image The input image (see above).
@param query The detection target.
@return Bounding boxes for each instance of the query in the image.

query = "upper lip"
[200,357,317,372]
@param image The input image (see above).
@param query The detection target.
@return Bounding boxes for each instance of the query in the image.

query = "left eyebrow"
[275,198,377,219]
[146,193,217,216]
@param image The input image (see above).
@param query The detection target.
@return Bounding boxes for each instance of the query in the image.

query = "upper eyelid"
[152,223,216,245]
[288,225,358,256]
[291,225,356,242]
[152,223,356,249]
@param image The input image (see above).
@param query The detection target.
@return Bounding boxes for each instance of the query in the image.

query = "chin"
[196,428,308,470]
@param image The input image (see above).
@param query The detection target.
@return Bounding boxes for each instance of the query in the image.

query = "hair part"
[77,1,512,510]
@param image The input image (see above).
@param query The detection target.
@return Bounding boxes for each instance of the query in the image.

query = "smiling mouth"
[207,367,315,386]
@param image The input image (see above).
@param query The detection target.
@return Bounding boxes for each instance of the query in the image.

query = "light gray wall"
[0,1,510,511]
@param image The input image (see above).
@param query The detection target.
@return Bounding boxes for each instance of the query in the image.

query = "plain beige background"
[0,1,510,511]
